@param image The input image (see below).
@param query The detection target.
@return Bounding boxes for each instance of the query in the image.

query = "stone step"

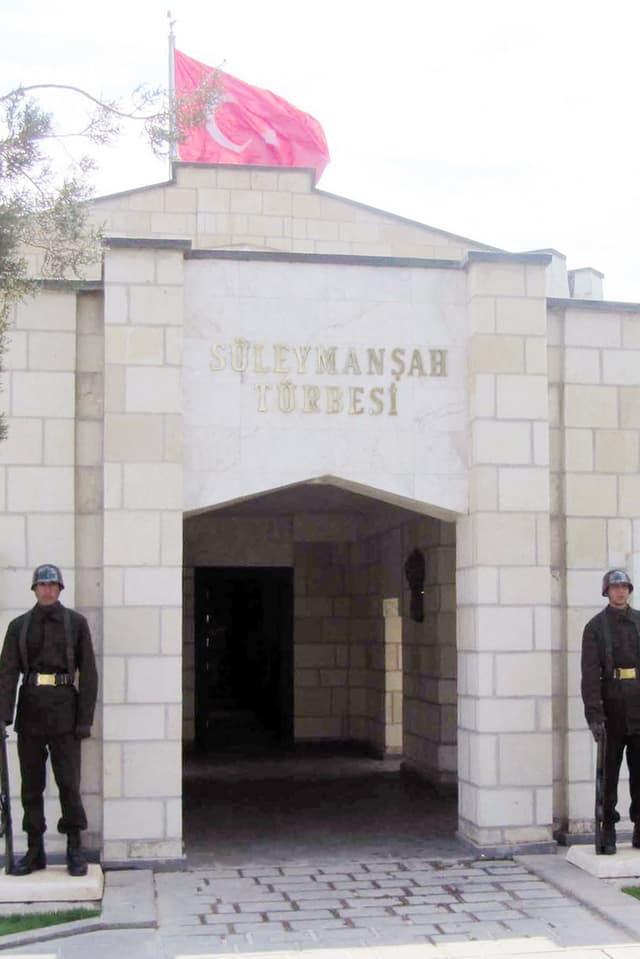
[0,863,103,903]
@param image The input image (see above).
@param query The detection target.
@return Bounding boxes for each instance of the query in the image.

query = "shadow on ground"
[183,740,462,865]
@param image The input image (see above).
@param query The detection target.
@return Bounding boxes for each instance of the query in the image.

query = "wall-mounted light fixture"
[404,548,425,623]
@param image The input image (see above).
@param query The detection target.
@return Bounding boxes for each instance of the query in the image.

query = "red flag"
[174,50,330,179]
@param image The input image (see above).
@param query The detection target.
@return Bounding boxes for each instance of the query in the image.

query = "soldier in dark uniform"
[581,568,640,854]
[0,565,98,876]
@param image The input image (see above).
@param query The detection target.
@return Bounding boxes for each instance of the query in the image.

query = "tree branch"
[0,83,155,121]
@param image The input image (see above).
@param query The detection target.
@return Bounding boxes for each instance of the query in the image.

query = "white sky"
[3,0,640,300]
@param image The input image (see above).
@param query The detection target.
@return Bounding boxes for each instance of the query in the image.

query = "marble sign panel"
[183,258,468,516]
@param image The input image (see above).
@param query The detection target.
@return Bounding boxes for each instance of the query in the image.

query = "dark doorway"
[194,567,293,751]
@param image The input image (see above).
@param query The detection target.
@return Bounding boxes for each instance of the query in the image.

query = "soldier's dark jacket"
[0,603,98,737]
[581,605,640,737]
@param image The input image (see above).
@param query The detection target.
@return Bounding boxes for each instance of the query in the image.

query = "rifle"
[0,725,14,874]
[595,726,607,855]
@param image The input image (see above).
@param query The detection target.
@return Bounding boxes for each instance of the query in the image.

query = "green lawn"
[0,907,100,936]
[622,887,640,900]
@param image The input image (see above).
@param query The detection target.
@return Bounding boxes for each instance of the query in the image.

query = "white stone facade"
[1,162,638,862]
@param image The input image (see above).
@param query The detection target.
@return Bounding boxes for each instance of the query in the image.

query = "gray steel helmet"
[31,564,64,591]
[602,568,633,597]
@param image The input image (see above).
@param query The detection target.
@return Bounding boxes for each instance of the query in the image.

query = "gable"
[89,162,500,263]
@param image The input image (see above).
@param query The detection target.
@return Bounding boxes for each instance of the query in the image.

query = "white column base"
[567,843,640,878]
[0,864,103,902]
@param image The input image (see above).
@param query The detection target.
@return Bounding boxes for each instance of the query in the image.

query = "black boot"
[66,832,88,877]
[633,823,640,849]
[601,822,617,855]
[11,837,46,876]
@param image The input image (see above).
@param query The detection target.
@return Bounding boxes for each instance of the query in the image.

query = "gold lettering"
[391,348,405,380]
[389,383,398,416]
[408,349,426,377]
[430,349,447,377]
[255,384,270,412]
[367,348,385,375]
[326,386,343,414]
[293,345,311,374]
[253,344,271,374]
[349,387,365,415]
[303,385,321,412]
[369,387,384,415]
[277,380,296,413]
[230,338,249,373]
[274,344,289,374]
[316,347,337,374]
[209,344,226,372]
[342,348,362,375]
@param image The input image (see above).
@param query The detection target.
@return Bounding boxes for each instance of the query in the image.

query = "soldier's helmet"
[601,568,634,597]
[31,564,65,591]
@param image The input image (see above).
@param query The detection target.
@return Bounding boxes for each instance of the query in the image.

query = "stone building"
[1,162,638,864]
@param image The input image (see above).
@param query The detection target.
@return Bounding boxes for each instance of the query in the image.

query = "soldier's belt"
[24,673,73,687]
[613,667,638,680]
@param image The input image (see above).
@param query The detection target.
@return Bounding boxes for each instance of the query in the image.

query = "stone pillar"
[382,598,403,754]
[457,251,554,851]
[75,290,105,848]
[101,240,186,863]
[557,301,640,835]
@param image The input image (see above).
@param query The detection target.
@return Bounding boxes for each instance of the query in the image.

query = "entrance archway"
[181,480,459,860]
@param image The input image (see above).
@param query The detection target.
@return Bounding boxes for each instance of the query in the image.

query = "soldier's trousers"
[17,734,87,837]
[603,732,640,824]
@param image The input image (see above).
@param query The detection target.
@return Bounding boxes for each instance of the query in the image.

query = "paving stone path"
[155,857,625,954]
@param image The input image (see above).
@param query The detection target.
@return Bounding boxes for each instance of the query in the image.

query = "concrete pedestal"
[0,864,103,903]
[567,843,640,878]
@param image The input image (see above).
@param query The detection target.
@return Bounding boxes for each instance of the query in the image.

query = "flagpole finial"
[167,10,176,36]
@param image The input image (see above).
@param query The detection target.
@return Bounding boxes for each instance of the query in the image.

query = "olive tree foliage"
[0,74,218,440]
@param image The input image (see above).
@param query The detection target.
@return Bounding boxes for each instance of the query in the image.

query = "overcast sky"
[3,0,639,300]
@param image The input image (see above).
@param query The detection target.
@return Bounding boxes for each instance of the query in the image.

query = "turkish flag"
[174,50,330,180]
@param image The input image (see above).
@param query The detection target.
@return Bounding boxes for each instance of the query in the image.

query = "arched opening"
[182,479,459,861]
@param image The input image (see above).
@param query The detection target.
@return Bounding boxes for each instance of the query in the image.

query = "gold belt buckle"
[36,674,56,686]
[617,667,637,680]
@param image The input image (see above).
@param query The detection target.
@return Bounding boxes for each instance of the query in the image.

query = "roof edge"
[185,249,461,269]
[104,237,192,251]
[90,161,504,254]
[464,250,553,268]
[33,279,103,292]
[548,296,640,312]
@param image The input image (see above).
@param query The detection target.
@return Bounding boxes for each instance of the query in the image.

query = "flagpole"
[167,11,177,172]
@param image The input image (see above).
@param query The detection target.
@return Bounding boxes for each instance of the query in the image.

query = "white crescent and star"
[206,95,278,153]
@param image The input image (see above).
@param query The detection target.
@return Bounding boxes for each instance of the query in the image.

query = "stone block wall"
[346,536,385,752]
[293,541,351,740]
[403,516,457,786]
[457,253,554,850]
[0,288,102,853]
[90,165,492,263]
[0,291,78,620]
[74,291,105,848]
[549,300,640,835]
[101,245,184,862]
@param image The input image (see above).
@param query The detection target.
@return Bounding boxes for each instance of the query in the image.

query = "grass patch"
[622,887,640,900]
[0,907,100,936]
